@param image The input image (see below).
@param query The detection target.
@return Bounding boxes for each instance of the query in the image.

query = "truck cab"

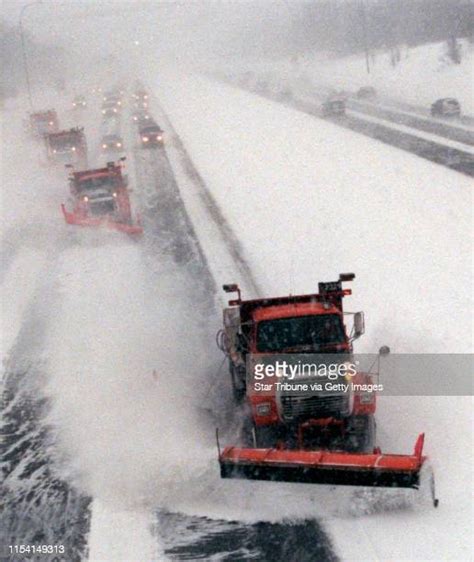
[68,163,129,221]
[219,275,372,450]
[45,127,87,167]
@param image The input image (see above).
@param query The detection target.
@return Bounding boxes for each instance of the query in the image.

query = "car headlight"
[102,110,106,114]
[49,121,54,125]
[102,144,107,149]
[112,192,117,198]
[71,146,76,151]
[256,403,271,416]
[157,135,163,141]
[142,136,149,142]
[116,142,122,147]
[53,149,57,153]
[83,196,89,202]
[113,108,117,112]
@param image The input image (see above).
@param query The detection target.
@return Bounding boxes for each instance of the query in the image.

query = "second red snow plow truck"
[45,127,87,167]
[61,159,142,236]
[217,275,437,501]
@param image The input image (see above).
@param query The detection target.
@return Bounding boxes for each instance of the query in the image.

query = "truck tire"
[242,418,276,448]
[230,362,246,403]
[346,415,376,453]
[253,425,278,448]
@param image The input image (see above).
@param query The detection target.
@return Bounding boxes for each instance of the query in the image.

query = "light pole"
[360,0,370,74]
[19,1,42,110]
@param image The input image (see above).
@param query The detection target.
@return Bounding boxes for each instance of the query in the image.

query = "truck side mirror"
[353,311,365,339]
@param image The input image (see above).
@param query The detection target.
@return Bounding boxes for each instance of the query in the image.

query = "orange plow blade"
[61,204,143,236]
[219,434,427,489]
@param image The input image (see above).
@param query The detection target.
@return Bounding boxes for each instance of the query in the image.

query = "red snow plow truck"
[45,127,87,167]
[61,159,142,236]
[217,274,437,504]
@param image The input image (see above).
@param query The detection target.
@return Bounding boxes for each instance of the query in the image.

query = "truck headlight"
[256,403,271,416]
[142,136,149,142]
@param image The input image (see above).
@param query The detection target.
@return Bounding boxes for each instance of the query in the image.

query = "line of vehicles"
[319,90,461,119]
[240,71,462,119]
[26,82,438,507]
[26,84,169,237]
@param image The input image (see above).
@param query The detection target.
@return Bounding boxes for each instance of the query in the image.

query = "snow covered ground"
[150,69,473,561]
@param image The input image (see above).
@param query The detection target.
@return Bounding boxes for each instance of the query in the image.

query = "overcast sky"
[2,0,299,66]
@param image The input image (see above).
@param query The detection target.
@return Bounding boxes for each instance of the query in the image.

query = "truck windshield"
[256,314,345,352]
[51,137,76,149]
[89,199,116,215]
[78,176,115,191]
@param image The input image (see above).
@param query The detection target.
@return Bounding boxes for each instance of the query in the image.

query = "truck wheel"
[230,362,246,403]
[252,425,277,449]
[346,415,376,453]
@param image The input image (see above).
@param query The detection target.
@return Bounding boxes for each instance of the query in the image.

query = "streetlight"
[19,1,43,110]
[359,0,370,74]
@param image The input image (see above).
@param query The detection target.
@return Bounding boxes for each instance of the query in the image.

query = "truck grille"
[279,394,349,421]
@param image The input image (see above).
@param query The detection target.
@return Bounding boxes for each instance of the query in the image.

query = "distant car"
[356,86,377,100]
[72,95,87,108]
[430,98,461,117]
[133,89,149,102]
[132,109,151,123]
[101,134,124,152]
[103,90,122,103]
[131,90,149,110]
[321,97,346,116]
[101,101,120,117]
[139,122,164,147]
